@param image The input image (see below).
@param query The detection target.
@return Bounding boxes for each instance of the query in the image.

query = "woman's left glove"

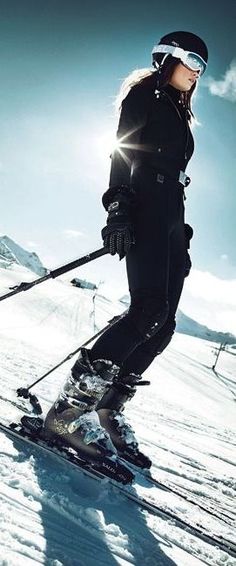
[101,187,135,260]
[184,223,193,277]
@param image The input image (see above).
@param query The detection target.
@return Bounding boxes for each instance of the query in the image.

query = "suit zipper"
[162,91,189,161]
[184,113,190,161]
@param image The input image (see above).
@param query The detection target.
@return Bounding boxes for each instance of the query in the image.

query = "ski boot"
[97,372,152,469]
[43,348,120,463]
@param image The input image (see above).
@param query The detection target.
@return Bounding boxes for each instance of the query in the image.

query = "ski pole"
[0,247,108,303]
[16,314,123,414]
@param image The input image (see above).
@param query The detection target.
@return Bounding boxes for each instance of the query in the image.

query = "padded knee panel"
[147,317,176,356]
[127,290,169,340]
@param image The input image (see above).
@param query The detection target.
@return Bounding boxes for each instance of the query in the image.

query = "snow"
[0,264,235,566]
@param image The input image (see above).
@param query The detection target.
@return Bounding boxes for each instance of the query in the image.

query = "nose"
[191,70,199,81]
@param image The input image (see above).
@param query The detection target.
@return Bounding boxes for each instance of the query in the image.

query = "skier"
[44,31,208,469]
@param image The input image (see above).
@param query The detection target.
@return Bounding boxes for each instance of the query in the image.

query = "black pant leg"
[89,170,170,364]
[119,185,186,375]
[89,171,184,367]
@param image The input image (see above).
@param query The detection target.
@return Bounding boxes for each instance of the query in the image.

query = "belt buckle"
[179,171,186,185]
[179,171,191,187]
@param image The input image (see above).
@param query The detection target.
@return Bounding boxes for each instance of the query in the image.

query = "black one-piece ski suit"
[90,73,194,375]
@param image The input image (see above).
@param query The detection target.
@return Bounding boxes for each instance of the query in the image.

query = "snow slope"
[0,265,235,566]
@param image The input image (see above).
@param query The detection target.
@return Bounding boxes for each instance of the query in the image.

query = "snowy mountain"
[175,310,236,345]
[0,235,47,276]
[119,294,236,345]
[0,264,235,565]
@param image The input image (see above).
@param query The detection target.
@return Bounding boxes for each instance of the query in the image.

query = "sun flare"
[96,132,119,159]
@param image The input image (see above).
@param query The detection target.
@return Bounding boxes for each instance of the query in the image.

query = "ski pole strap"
[0,247,109,302]
[16,388,43,415]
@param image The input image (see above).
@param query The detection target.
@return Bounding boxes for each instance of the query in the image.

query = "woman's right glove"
[101,186,135,260]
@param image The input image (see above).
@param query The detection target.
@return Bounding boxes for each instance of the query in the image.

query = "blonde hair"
[114,68,155,114]
[113,61,198,125]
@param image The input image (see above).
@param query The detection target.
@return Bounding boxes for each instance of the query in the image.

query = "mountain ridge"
[119,295,236,345]
[0,235,47,276]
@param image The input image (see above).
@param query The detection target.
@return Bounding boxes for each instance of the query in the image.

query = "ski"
[149,476,235,525]
[0,420,236,558]
[126,465,235,527]
[0,419,134,485]
[2,393,233,527]
[3,394,234,525]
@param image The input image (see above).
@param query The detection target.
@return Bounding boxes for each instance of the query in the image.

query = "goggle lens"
[185,53,206,75]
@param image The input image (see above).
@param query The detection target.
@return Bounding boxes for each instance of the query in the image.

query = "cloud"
[181,269,236,335]
[185,269,236,306]
[63,229,86,239]
[26,240,39,249]
[204,60,236,102]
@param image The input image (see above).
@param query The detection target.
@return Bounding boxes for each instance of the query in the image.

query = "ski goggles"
[152,44,207,75]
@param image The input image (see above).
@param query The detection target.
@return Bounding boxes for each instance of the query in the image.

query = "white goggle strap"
[152,44,184,59]
[153,52,169,70]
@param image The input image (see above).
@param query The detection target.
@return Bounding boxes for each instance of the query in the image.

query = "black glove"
[185,252,192,277]
[101,186,135,260]
[184,223,194,277]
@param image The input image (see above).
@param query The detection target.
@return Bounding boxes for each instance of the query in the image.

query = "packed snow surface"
[0,265,235,566]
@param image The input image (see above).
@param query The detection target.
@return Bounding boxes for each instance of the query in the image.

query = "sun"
[96,132,119,159]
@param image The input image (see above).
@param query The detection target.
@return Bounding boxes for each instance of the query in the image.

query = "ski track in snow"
[0,265,235,565]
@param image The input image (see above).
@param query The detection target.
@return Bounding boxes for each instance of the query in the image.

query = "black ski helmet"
[152,31,208,74]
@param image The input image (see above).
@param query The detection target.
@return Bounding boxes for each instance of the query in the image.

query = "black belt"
[156,170,191,188]
[132,159,191,188]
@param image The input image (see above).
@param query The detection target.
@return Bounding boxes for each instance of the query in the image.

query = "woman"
[44,31,208,470]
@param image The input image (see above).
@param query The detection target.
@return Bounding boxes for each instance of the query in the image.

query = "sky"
[0,0,235,333]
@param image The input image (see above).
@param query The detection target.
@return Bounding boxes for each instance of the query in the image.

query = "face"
[169,62,200,92]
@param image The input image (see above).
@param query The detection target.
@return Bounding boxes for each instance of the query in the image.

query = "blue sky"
[0,0,235,332]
